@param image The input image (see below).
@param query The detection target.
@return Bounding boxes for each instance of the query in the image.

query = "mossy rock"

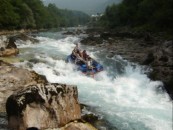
[0,57,21,63]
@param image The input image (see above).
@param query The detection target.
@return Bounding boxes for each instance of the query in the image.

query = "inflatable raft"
[66,54,103,75]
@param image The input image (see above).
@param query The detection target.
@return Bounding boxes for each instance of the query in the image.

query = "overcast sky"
[43,0,122,14]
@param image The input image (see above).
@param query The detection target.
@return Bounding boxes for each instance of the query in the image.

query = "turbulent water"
[11,30,173,130]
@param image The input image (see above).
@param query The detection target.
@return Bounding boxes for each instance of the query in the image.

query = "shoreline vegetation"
[0,0,90,30]
[0,29,40,36]
[98,0,173,35]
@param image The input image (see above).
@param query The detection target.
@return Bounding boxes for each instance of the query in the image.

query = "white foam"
[18,35,172,130]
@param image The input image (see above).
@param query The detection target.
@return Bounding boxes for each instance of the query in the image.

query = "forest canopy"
[99,0,173,32]
[0,0,90,29]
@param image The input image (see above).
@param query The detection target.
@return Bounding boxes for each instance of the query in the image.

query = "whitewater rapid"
[15,31,172,130]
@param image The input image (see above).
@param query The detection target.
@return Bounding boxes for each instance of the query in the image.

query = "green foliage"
[46,4,61,28]
[60,9,90,27]
[9,0,36,28]
[0,0,90,30]
[99,0,173,32]
[0,0,20,29]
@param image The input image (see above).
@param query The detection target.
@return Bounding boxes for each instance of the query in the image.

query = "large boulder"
[0,36,19,57]
[0,62,47,112]
[6,37,17,49]
[0,48,19,57]
[6,83,81,130]
[0,33,39,57]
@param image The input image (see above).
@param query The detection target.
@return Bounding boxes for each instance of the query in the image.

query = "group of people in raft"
[71,43,94,70]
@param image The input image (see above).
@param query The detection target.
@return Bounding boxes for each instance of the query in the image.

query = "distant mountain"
[95,0,122,14]
[43,0,122,15]
[107,0,122,5]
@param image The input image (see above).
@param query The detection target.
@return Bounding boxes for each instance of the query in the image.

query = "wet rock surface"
[81,104,118,130]
[0,33,38,57]
[12,33,39,43]
[0,112,8,130]
[6,83,81,130]
[60,121,97,130]
[0,62,47,113]
[81,29,173,99]
[0,36,19,57]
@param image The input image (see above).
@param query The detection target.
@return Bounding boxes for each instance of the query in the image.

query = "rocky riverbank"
[0,33,98,130]
[0,60,98,130]
[81,29,173,99]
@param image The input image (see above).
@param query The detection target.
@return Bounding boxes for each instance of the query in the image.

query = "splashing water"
[14,31,172,130]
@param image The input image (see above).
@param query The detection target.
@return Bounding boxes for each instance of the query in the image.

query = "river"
[6,30,172,130]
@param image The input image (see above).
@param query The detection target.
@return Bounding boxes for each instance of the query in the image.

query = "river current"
[10,30,173,130]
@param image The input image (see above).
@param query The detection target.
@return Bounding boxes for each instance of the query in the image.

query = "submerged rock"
[63,31,75,35]
[14,33,39,43]
[6,83,81,130]
[81,104,118,130]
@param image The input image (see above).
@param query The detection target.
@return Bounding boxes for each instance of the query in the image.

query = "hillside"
[0,0,90,30]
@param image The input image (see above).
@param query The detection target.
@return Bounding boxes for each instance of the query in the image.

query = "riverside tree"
[0,0,90,30]
[99,0,173,32]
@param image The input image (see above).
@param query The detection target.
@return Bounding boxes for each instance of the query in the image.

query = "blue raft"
[66,54,103,75]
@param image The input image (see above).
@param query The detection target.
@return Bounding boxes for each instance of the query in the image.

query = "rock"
[0,47,5,51]
[82,114,99,126]
[81,35,103,45]
[15,33,39,43]
[75,29,83,35]
[0,62,47,112]
[0,112,8,129]
[6,37,17,49]
[142,52,155,65]
[63,31,75,35]
[0,33,39,57]
[0,60,12,66]
[1,61,96,130]
[144,33,153,42]
[159,55,168,62]
[6,83,81,130]
[28,58,40,64]
[0,35,19,57]
[0,35,8,48]
[164,78,173,99]
[81,104,118,130]
[100,32,111,40]
[0,48,19,57]
[58,121,97,130]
